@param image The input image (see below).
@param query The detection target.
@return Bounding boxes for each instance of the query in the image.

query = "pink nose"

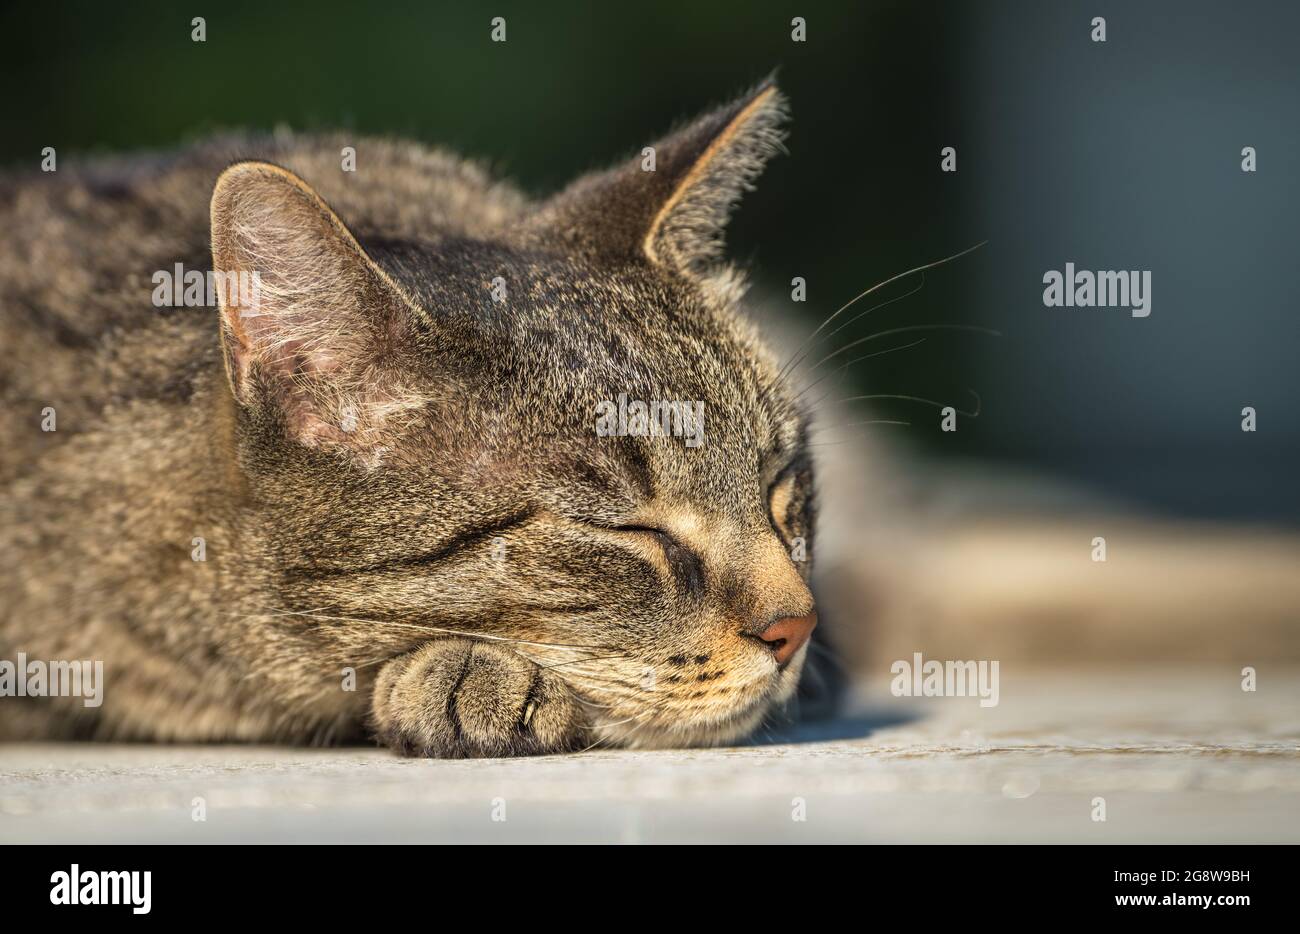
[757,612,817,667]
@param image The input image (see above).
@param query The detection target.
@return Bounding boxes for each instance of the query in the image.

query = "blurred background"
[6,0,1296,520]
[4,0,1297,673]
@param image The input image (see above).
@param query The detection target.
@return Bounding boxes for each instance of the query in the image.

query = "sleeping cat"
[0,80,828,757]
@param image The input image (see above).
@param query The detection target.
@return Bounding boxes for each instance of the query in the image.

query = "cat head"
[210,80,817,748]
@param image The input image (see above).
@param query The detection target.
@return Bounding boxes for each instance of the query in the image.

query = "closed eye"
[610,525,706,597]
[767,472,797,543]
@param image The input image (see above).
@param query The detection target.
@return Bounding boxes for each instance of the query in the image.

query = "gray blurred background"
[5,0,1296,523]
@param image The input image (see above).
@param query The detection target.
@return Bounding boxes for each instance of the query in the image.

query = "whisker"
[810,418,911,432]
[538,654,634,671]
[825,389,982,418]
[799,340,932,415]
[590,712,653,731]
[805,420,911,445]
[792,274,927,376]
[776,240,988,382]
[227,604,341,621]
[806,323,1001,373]
[794,337,929,408]
[569,695,625,711]
[245,605,615,651]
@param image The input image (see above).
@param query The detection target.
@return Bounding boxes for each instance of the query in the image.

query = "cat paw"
[371,639,587,758]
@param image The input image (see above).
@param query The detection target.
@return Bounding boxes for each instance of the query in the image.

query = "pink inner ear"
[210,163,431,460]
[215,215,366,390]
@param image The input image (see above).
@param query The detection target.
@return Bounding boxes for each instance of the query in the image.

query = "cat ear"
[538,79,788,278]
[210,161,427,453]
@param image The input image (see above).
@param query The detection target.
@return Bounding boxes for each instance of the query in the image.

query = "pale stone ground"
[3,669,1296,843]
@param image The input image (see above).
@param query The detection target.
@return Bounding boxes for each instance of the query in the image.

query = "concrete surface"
[2,669,1297,843]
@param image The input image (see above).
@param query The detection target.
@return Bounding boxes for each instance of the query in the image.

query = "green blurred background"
[4,0,1297,523]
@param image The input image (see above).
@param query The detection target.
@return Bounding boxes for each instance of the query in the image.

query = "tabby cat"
[0,81,827,757]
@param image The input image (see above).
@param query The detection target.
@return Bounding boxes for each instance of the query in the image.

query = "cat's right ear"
[533,79,788,281]
[209,161,427,453]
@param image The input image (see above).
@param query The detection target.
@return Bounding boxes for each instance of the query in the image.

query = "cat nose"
[755,611,817,667]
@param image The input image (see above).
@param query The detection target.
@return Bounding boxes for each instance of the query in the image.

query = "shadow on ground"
[746,707,922,746]
[744,630,922,745]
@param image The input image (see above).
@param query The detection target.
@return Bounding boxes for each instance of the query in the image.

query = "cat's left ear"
[537,79,788,279]
[209,161,429,456]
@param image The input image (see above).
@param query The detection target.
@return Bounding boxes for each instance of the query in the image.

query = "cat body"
[0,83,821,756]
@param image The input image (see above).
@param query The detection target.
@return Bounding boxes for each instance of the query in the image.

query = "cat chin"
[593,657,805,750]
[595,706,769,751]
